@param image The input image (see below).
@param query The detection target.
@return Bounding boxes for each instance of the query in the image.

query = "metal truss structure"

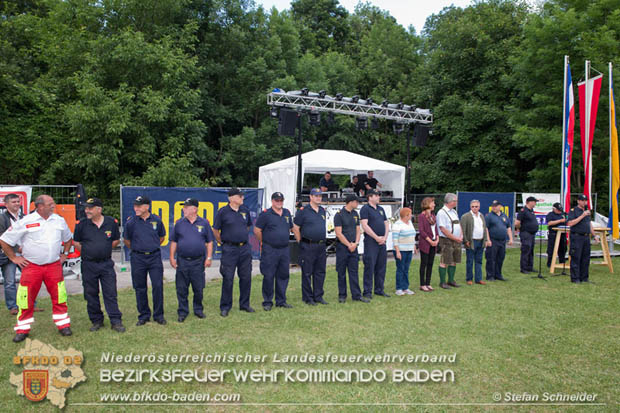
[267,89,433,124]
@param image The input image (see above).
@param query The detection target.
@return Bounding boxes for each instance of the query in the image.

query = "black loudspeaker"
[413,124,430,147]
[278,109,298,136]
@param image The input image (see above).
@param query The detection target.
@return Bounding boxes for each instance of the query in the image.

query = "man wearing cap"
[516,196,539,274]
[0,195,73,342]
[254,192,293,311]
[293,188,328,305]
[124,195,167,326]
[546,203,567,268]
[334,194,369,303]
[73,198,125,332]
[485,200,513,281]
[170,198,214,322]
[567,195,596,283]
[213,188,254,316]
[361,189,390,298]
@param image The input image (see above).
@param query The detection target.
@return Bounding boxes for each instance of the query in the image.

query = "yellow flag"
[611,85,620,239]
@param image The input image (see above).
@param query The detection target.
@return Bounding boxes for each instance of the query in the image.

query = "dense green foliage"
[1,0,619,209]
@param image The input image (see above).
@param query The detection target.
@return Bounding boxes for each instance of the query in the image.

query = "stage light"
[335,93,343,101]
[309,110,321,126]
[393,121,406,135]
[381,100,389,108]
[366,98,373,105]
[270,107,279,118]
[397,102,404,109]
[356,116,367,130]
[301,88,309,96]
[318,90,327,98]
[351,95,359,103]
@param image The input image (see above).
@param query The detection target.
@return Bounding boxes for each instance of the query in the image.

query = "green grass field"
[2,247,619,412]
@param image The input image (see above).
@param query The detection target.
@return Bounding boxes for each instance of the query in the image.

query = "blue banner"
[456,192,516,225]
[121,187,264,260]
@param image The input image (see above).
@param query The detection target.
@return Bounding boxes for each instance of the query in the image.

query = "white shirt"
[437,206,461,238]
[0,212,72,265]
[472,212,484,239]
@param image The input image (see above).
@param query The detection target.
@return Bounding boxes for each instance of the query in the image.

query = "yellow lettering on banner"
[199,202,215,223]
[152,201,169,246]
[174,202,184,225]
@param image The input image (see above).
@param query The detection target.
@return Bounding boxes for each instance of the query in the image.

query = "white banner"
[0,186,32,216]
[522,193,560,238]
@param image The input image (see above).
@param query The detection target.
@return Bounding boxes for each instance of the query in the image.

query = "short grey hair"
[34,195,47,207]
[470,199,480,206]
[444,193,457,203]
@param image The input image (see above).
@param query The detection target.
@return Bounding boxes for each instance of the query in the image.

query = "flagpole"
[610,62,614,250]
[586,60,591,208]
[562,56,568,210]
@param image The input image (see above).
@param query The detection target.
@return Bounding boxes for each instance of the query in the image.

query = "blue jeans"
[466,240,484,282]
[394,250,413,290]
[1,261,18,310]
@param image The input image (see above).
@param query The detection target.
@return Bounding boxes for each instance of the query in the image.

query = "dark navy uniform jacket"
[255,208,293,248]
[485,212,510,241]
[294,205,326,241]
[124,213,166,252]
[74,216,120,260]
[546,211,566,231]
[360,204,387,237]
[170,216,214,257]
[517,207,538,234]
[567,206,591,234]
[213,204,252,243]
[334,207,360,243]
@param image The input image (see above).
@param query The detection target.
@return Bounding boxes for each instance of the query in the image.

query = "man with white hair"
[436,193,462,289]
[0,195,73,342]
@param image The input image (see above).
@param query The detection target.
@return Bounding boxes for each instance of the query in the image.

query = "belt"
[223,241,247,247]
[83,257,111,263]
[572,232,589,236]
[179,255,203,260]
[302,238,325,244]
[132,249,160,255]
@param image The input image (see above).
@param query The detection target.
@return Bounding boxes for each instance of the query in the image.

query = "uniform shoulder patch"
[126,216,131,221]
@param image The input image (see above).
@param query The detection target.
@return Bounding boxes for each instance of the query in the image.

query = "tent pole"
[296,112,303,204]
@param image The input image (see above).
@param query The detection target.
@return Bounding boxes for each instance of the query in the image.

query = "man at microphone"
[567,194,596,284]
[546,202,567,267]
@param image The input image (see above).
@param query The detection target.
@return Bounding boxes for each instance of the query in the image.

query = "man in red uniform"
[0,195,73,342]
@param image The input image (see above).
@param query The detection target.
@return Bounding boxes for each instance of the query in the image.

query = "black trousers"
[569,234,591,282]
[81,259,122,324]
[419,247,436,286]
[336,243,361,299]
[219,243,252,311]
[520,231,536,272]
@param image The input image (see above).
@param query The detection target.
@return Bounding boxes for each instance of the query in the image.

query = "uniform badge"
[240,212,247,219]
[197,225,203,233]
[151,222,157,230]
[105,230,112,238]
[354,216,359,223]
[322,215,326,220]
[502,217,506,222]
[284,216,289,223]
[23,370,49,402]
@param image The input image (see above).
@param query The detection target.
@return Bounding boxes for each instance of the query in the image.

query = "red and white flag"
[578,73,602,208]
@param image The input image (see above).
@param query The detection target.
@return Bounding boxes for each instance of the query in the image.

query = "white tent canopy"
[258,149,406,212]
